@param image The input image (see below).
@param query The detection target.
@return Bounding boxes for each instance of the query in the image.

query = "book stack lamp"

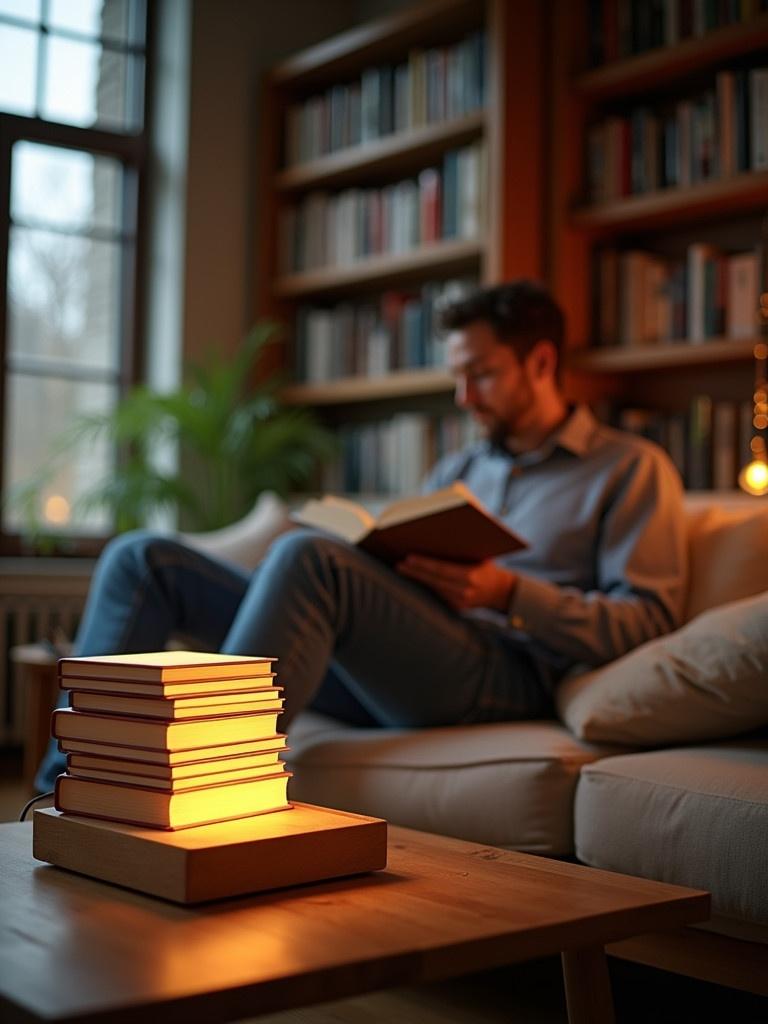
[32,651,387,902]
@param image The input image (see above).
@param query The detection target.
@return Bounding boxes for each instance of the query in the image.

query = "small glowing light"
[754,343,768,360]
[738,459,768,496]
[44,495,71,525]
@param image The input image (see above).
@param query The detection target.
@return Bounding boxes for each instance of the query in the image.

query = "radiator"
[0,565,91,747]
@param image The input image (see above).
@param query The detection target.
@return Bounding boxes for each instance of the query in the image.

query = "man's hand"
[397,554,517,613]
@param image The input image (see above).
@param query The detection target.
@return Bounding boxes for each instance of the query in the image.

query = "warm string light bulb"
[738,334,768,496]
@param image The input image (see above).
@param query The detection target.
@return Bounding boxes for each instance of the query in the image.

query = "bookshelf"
[258,0,545,491]
[550,0,768,492]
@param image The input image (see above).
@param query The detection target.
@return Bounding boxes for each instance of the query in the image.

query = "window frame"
[0,6,151,557]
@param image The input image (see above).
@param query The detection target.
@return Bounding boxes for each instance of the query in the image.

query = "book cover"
[58,651,276,683]
[291,481,526,564]
[53,707,283,751]
[57,673,278,698]
[67,760,286,792]
[70,689,284,720]
[58,734,288,766]
[54,771,292,830]
[67,747,286,781]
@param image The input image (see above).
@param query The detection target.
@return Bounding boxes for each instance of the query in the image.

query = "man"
[36,281,687,790]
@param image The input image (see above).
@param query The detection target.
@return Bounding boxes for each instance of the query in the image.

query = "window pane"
[11,142,124,233]
[43,35,137,130]
[0,24,37,115]
[49,0,131,44]
[3,372,115,533]
[0,0,40,22]
[8,226,122,372]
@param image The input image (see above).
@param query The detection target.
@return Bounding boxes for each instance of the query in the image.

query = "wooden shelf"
[567,338,757,373]
[270,0,481,89]
[571,170,768,233]
[274,238,483,298]
[281,368,454,406]
[276,112,485,192]
[576,14,768,101]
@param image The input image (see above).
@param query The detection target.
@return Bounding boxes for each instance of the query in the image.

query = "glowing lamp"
[32,651,387,900]
[739,338,768,497]
[738,460,768,496]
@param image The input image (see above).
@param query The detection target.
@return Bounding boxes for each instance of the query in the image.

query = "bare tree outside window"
[0,0,147,552]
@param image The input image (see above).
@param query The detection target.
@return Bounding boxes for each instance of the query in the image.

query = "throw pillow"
[556,591,768,746]
[182,491,293,571]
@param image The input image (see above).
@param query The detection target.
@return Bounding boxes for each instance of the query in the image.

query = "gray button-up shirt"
[423,405,688,679]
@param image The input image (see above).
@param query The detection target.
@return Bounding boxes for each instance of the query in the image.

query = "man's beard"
[476,388,536,450]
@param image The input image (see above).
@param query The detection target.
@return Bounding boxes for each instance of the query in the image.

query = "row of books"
[284,29,486,167]
[586,69,768,203]
[616,396,754,490]
[280,142,485,274]
[593,243,761,346]
[52,652,290,831]
[588,0,768,67]
[293,279,473,383]
[321,412,477,497]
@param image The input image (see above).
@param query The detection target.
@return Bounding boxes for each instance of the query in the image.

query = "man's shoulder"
[586,419,684,497]
[589,418,675,466]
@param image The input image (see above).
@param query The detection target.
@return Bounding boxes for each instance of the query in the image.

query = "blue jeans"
[35,529,551,791]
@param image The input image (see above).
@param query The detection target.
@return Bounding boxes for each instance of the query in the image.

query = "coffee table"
[0,819,709,1024]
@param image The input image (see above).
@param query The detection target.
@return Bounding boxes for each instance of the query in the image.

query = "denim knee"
[96,529,180,579]
[264,528,344,574]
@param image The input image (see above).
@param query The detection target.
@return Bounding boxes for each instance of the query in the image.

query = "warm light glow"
[738,459,768,496]
[58,771,290,828]
[44,494,71,524]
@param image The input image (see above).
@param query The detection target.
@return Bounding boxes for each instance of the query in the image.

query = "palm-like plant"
[14,324,336,537]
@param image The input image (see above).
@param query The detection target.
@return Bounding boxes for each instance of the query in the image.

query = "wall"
[179,0,361,365]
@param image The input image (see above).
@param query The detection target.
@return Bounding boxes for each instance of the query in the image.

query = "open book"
[291,482,527,563]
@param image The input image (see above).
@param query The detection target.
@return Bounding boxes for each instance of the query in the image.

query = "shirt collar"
[485,404,597,462]
[554,403,597,458]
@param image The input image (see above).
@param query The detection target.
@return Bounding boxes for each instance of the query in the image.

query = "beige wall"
[181,0,369,365]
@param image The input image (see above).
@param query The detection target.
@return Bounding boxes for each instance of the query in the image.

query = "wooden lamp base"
[32,803,387,903]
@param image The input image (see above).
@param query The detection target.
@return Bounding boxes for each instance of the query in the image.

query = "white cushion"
[556,592,768,746]
[286,712,616,855]
[181,491,293,570]
[574,740,768,932]
[685,502,768,620]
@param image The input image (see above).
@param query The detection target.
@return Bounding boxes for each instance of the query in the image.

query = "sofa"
[186,490,768,995]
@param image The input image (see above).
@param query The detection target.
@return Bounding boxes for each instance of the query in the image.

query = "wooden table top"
[0,820,709,1024]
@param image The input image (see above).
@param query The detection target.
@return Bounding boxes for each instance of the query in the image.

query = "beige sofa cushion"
[574,739,768,935]
[556,592,768,746]
[286,712,615,855]
[182,491,293,570]
[685,501,768,620]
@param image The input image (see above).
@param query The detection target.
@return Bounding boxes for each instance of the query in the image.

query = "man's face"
[446,321,537,445]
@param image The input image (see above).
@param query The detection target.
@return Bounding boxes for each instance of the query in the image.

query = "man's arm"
[507,449,687,666]
[403,446,688,668]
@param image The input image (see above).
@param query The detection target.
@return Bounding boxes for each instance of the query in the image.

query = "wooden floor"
[1,750,766,1024]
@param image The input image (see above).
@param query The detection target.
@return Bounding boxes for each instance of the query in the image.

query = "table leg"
[561,945,615,1024]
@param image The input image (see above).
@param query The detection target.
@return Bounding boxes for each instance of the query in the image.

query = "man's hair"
[439,281,565,375]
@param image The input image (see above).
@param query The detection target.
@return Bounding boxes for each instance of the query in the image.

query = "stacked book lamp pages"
[51,651,289,830]
[32,651,388,902]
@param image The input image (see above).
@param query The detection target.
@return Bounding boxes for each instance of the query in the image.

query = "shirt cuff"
[508,572,563,635]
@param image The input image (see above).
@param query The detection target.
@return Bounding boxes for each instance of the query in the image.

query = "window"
[0,0,148,552]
